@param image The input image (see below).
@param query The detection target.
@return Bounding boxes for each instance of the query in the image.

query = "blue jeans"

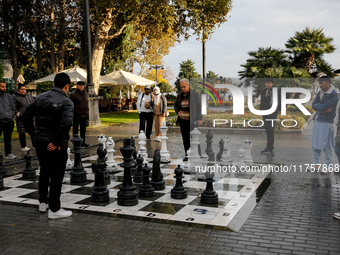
[312,147,333,167]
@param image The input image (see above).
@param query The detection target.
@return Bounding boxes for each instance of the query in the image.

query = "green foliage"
[165,94,177,101]
[153,81,173,94]
[36,81,53,94]
[174,59,201,93]
[0,63,4,80]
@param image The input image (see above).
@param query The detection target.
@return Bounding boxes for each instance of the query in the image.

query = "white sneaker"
[48,208,73,219]
[21,147,30,152]
[39,203,48,213]
[155,136,162,142]
[333,212,340,220]
[5,154,17,160]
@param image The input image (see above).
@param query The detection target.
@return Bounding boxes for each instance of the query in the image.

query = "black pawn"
[133,154,143,183]
[150,149,165,190]
[96,143,110,185]
[201,169,218,204]
[70,134,87,183]
[138,163,155,197]
[216,138,224,161]
[206,129,215,161]
[22,151,36,179]
[117,138,138,206]
[91,144,109,202]
[0,153,7,177]
[171,165,187,199]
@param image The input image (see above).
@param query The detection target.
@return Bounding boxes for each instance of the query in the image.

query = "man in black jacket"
[69,81,89,147]
[23,73,74,219]
[174,79,202,161]
[260,78,280,156]
[0,80,16,159]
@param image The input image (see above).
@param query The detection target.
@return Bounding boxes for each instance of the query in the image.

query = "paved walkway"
[1,121,340,254]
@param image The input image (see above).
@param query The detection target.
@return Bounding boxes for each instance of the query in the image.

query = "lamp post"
[149,65,164,86]
[83,0,101,126]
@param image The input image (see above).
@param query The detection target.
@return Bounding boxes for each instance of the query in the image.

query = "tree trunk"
[58,0,66,71]
[50,8,56,73]
[92,8,114,95]
[11,26,18,88]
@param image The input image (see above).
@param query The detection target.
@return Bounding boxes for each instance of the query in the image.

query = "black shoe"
[261,148,269,154]
[82,143,90,147]
[183,157,188,162]
[268,150,275,156]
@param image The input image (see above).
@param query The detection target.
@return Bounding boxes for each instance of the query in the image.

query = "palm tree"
[285,27,335,76]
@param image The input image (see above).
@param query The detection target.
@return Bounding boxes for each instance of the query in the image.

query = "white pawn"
[106,137,118,173]
[98,134,107,150]
[242,139,253,165]
[183,148,194,174]
[190,128,201,164]
[66,147,73,170]
[159,122,170,163]
[233,147,246,169]
[138,130,148,163]
[221,136,232,166]
[197,152,208,181]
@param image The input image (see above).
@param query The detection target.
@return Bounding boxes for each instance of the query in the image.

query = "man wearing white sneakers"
[23,73,74,219]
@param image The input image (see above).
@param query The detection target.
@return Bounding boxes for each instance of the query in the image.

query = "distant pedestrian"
[137,85,154,140]
[0,80,17,160]
[311,75,338,170]
[23,73,74,219]
[13,84,34,152]
[260,78,280,156]
[152,86,167,142]
[69,81,89,147]
[174,79,202,161]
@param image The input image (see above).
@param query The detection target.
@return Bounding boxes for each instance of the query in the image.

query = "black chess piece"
[150,149,165,190]
[0,153,7,177]
[205,129,215,161]
[171,165,187,199]
[201,168,218,204]
[96,143,110,185]
[130,136,137,175]
[216,138,224,161]
[133,154,143,183]
[22,151,36,179]
[0,174,3,189]
[117,138,138,206]
[70,134,87,183]
[91,144,109,202]
[138,163,155,197]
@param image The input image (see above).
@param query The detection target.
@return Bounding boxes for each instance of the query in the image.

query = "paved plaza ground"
[1,120,340,255]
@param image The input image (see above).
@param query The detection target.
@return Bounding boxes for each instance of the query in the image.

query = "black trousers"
[263,116,275,150]
[180,120,191,155]
[73,116,87,143]
[139,112,154,138]
[19,133,26,148]
[36,145,67,212]
[0,121,14,155]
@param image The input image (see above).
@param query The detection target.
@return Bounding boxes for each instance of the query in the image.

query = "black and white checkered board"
[0,155,270,232]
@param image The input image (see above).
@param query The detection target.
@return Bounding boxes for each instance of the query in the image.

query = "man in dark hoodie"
[23,73,74,219]
[0,80,16,159]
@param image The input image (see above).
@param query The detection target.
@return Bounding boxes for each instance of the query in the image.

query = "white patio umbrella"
[32,66,118,86]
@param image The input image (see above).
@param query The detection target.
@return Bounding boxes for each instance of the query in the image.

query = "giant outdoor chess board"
[0,155,270,232]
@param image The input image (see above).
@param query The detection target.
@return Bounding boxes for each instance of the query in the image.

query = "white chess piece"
[183,148,195,174]
[138,131,148,163]
[221,136,232,166]
[98,134,107,150]
[190,128,201,164]
[242,139,253,165]
[106,137,118,172]
[159,122,171,163]
[233,147,246,169]
[197,152,208,180]
[66,147,73,170]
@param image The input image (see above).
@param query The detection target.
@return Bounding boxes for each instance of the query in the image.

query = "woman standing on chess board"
[152,86,167,142]
[13,84,34,152]
[174,79,202,161]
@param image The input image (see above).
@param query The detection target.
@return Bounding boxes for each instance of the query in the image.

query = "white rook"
[159,121,171,163]
[190,128,201,165]
[242,139,253,165]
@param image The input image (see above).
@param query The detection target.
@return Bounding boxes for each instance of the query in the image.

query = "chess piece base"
[0,178,3,189]
[117,187,138,206]
[171,187,187,199]
[150,180,165,190]
[91,187,109,202]
[22,169,36,179]
[201,190,219,204]
[0,168,7,177]
[138,186,155,197]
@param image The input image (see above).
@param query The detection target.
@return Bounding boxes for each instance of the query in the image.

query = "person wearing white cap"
[152,86,167,141]
[137,85,154,140]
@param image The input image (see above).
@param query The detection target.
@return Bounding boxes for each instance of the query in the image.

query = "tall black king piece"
[171,165,187,199]
[206,129,215,161]
[0,153,7,177]
[138,163,155,197]
[201,168,218,204]
[22,151,36,179]
[70,134,87,183]
[91,143,109,202]
[216,138,224,161]
[96,143,110,185]
[150,149,165,190]
[117,138,138,206]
